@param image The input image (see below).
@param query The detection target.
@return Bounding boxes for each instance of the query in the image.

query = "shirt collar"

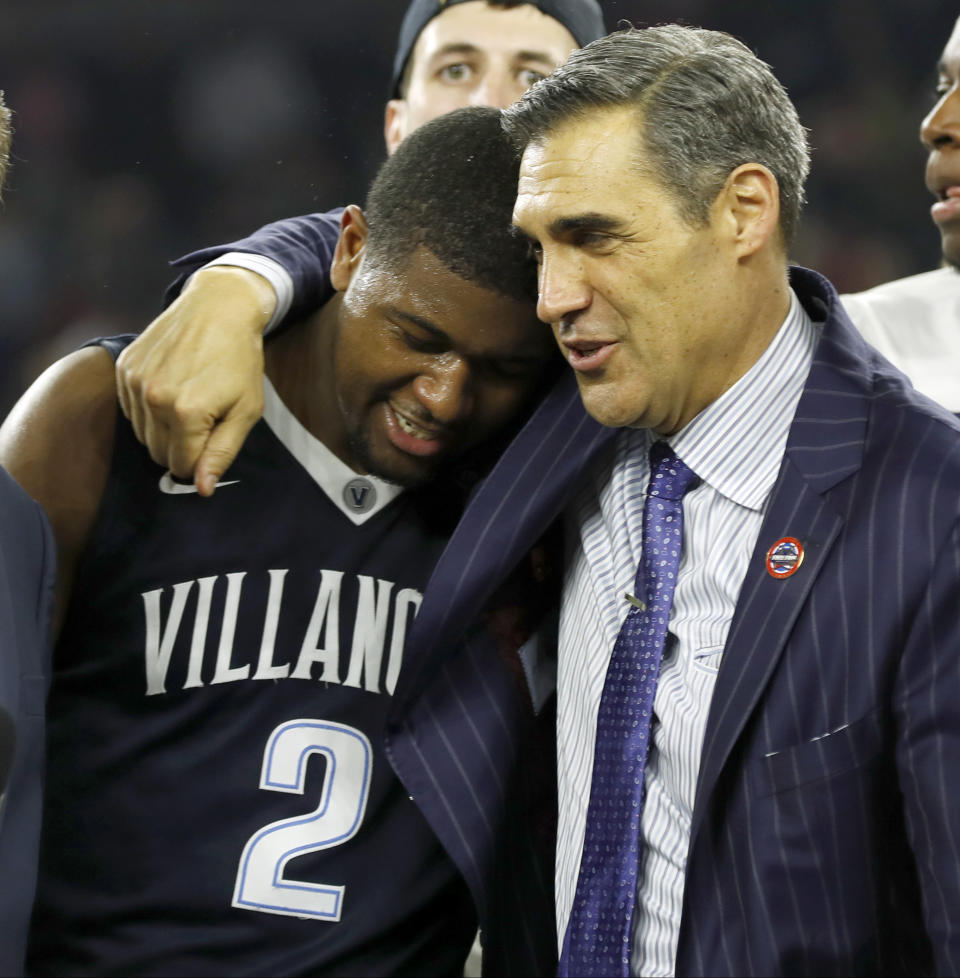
[666,289,818,512]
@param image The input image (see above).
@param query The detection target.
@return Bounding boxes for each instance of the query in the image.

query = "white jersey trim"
[261,377,405,525]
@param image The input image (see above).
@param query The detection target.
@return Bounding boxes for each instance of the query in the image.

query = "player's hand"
[116,266,276,496]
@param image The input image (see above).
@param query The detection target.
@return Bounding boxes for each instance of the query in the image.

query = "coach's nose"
[536,246,592,327]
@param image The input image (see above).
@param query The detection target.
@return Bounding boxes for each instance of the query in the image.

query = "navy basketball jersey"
[28,339,475,976]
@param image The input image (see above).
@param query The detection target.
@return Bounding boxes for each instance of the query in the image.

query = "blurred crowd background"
[0,0,954,413]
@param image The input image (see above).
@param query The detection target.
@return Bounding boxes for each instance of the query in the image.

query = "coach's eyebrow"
[548,214,626,236]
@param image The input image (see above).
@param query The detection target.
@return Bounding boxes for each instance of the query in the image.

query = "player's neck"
[264,296,345,457]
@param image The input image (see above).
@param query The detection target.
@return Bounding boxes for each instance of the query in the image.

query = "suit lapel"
[395,370,615,706]
[689,457,843,841]
[386,372,612,945]
[690,270,873,842]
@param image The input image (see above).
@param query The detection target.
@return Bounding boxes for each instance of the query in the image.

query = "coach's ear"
[330,205,369,292]
[717,163,782,260]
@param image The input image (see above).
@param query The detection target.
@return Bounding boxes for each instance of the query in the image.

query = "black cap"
[390,0,606,98]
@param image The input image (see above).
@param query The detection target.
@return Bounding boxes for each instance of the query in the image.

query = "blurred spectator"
[841,13,960,412]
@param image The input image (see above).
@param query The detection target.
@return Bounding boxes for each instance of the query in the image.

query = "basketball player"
[114,0,605,495]
[0,108,553,975]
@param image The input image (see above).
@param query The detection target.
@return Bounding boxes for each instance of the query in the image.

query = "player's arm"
[0,346,117,636]
[116,210,341,496]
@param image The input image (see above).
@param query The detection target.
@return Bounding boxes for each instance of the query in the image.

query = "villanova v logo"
[342,477,377,514]
[350,485,369,507]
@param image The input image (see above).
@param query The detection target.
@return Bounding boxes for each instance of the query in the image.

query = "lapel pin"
[624,593,646,611]
[765,537,804,579]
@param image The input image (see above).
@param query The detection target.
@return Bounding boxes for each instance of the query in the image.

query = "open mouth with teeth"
[384,404,449,458]
[395,411,434,439]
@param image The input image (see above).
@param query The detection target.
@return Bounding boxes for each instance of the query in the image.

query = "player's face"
[384,1,577,154]
[328,215,550,487]
[922,17,960,270]
[513,106,761,435]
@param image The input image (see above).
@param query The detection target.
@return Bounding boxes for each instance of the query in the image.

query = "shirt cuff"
[202,252,294,335]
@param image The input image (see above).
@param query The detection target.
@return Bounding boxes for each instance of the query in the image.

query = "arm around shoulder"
[116,209,344,494]
[116,265,273,490]
[166,210,342,321]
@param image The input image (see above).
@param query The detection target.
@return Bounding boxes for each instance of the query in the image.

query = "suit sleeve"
[894,514,960,975]
[163,208,344,325]
[0,471,55,977]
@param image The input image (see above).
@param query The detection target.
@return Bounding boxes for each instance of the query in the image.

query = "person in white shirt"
[841,14,960,412]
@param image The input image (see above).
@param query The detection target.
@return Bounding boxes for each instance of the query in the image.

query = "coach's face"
[384,1,578,154]
[512,105,773,434]
[325,207,548,486]
[922,16,960,269]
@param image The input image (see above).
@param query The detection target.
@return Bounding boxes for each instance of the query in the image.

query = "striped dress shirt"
[557,290,817,976]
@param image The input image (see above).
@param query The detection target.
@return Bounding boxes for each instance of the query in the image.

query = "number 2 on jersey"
[232,719,373,921]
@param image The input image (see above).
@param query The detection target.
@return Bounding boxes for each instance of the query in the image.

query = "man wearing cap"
[114,0,606,491]
[385,0,602,154]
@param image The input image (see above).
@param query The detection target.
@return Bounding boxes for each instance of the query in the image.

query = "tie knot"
[648,441,699,501]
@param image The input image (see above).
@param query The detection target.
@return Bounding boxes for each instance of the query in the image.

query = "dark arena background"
[0,0,953,412]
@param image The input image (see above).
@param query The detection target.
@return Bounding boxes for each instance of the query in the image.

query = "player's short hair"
[0,91,12,197]
[502,25,811,246]
[364,105,536,304]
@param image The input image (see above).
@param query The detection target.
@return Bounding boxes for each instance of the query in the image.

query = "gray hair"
[0,91,10,197]
[502,25,810,245]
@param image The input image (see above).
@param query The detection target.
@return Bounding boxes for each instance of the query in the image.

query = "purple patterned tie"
[559,441,699,978]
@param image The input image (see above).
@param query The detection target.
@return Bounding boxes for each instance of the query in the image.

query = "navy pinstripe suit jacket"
[388,267,960,976]
[177,214,960,975]
[0,466,55,976]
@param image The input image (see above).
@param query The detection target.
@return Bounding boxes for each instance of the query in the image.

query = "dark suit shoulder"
[790,270,960,535]
[861,348,960,488]
[0,466,53,582]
